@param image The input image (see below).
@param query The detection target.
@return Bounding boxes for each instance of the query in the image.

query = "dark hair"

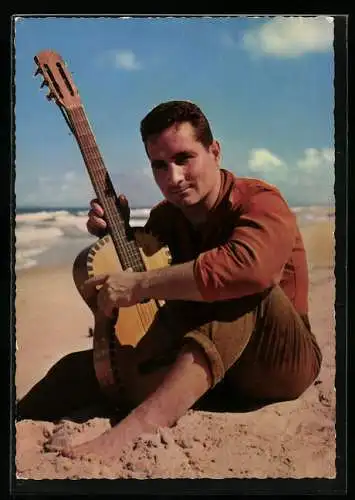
[140,100,214,149]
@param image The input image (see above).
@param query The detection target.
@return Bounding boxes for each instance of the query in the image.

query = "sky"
[14,16,335,208]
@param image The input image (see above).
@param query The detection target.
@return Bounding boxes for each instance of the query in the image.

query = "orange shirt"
[144,169,309,315]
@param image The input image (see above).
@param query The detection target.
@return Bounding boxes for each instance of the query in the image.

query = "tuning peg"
[46,91,55,101]
[40,80,48,88]
[34,67,43,77]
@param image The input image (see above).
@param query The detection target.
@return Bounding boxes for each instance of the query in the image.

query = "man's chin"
[169,194,199,207]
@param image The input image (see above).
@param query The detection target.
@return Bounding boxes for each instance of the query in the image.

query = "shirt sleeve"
[193,187,298,301]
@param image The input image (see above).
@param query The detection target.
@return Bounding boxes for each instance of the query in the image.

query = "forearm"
[136,260,206,302]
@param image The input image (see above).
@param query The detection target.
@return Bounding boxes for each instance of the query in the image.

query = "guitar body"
[73,233,171,401]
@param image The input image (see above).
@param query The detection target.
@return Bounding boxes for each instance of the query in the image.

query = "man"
[18,101,322,460]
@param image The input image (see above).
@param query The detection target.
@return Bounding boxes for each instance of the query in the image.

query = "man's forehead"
[147,122,199,151]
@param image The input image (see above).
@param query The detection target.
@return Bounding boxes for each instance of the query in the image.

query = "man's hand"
[86,194,130,237]
[83,261,205,314]
[82,270,144,316]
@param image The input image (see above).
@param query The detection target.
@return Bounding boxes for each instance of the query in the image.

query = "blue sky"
[15,16,335,208]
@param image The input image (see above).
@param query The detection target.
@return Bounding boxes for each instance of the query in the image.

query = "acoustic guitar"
[34,50,171,405]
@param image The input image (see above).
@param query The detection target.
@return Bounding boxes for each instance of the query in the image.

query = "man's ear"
[210,140,221,164]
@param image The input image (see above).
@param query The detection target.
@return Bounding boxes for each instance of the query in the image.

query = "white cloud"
[296,147,335,171]
[113,50,142,71]
[248,148,287,183]
[242,17,333,58]
[322,148,335,163]
[245,146,334,205]
[248,148,285,171]
[289,147,335,203]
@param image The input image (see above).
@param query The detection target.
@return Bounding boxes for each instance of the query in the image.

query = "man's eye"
[175,155,191,165]
[152,161,167,170]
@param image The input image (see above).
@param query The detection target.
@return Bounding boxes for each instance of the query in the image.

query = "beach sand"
[15,218,336,480]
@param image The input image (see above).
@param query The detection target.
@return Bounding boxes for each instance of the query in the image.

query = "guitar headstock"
[34,50,81,109]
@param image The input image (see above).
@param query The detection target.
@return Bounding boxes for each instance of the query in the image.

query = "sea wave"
[15,208,151,271]
[14,205,333,271]
[16,210,72,223]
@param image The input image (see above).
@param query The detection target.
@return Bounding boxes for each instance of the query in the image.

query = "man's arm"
[85,187,297,309]
[137,260,204,302]
[135,189,296,304]
[193,188,298,302]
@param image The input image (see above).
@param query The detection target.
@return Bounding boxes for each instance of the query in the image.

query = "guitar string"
[66,106,129,261]
[72,108,144,269]
[83,150,143,269]
[137,302,154,337]
[68,107,166,323]
[63,106,153,273]
[136,301,157,331]
[83,154,144,269]
[70,107,145,271]
[137,299,154,326]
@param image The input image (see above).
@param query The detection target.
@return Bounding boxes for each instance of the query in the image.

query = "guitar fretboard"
[68,106,146,272]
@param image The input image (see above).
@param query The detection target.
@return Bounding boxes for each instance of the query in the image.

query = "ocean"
[15,206,151,271]
[14,205,334,272]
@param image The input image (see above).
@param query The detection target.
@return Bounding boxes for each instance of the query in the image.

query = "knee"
[278,362,322,401]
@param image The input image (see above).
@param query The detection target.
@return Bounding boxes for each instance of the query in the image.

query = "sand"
[14,218,337,481]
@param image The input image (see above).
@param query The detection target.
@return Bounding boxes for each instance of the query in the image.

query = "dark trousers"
[17,286,322,421]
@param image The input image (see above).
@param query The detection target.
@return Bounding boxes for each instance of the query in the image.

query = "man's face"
[146,122,221,208]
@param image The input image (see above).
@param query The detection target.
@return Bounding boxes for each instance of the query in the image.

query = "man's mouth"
[170,186,190,195]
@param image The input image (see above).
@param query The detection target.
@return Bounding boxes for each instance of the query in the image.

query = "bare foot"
[60,428,124,462]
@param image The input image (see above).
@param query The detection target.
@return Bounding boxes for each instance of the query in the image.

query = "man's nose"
[167,164,184,186]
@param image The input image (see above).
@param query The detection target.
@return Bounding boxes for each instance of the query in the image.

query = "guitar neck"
[67,106,145,272]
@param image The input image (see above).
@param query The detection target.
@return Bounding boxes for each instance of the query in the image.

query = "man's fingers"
[88,211,107,229]
[89,195,131,227]
[118,193,128,206]
[96,283,118,318]
[118,194,130,221]
[82,274,109,294]
[90,199,104,217]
